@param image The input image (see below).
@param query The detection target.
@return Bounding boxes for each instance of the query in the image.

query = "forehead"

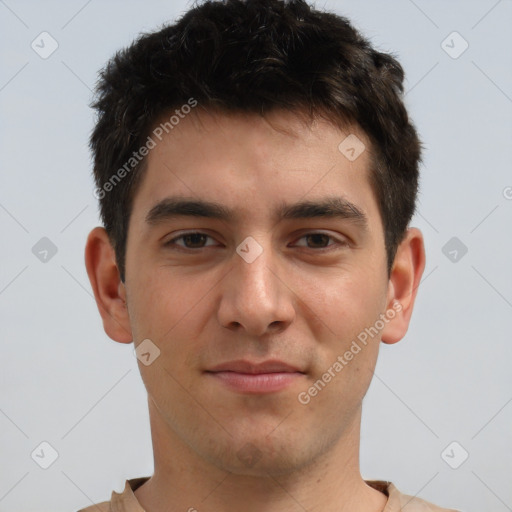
[130,108,379,229]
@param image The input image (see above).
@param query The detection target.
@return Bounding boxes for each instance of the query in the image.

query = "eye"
[164,231,218,250]
[163,231,348,252]
[292,232,348,251]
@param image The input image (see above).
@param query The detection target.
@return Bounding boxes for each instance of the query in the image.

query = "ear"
[381,227,426,345]
[84,226,133,343]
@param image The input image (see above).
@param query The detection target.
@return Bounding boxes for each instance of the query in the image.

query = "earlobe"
[84,227,133,344]
[381,227,426,345]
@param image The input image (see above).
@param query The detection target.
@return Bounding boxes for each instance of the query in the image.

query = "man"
[80,0,459,510]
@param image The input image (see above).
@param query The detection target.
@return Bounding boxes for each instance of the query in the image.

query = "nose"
[217,237,295,336]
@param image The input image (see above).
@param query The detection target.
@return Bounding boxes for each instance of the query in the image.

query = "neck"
[135,397,387,512]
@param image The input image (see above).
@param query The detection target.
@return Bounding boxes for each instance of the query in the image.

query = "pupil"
[308,234,328,248]
[185,233,205,248]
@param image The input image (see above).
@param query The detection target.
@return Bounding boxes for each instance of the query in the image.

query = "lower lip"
[206,371,304,393]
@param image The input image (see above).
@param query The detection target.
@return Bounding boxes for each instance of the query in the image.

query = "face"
[120,109,398,476]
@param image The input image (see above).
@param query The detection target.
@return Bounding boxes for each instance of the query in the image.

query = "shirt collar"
[111,477,428,512]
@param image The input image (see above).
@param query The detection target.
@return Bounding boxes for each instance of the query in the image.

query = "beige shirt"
[77,476,460,511]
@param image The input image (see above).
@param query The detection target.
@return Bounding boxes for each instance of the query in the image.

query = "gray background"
[1,1,511,511]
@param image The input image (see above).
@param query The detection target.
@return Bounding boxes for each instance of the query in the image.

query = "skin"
[85,108,425,512]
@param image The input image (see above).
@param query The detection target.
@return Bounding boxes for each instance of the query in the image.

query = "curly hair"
[90,0,422,282]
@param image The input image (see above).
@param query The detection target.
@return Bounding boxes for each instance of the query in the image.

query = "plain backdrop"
[1,1,511,511]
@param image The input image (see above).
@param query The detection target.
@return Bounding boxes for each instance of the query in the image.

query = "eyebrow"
[145,196,368,230]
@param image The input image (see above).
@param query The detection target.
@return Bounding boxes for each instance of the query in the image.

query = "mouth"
[205,359,306,394]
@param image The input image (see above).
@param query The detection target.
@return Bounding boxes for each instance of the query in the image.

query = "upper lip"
[206,359,304,374]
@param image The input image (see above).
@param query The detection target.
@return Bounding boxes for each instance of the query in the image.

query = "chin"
[201,433,320,478]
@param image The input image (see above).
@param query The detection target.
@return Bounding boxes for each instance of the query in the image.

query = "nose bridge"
[238,239,274,297]
[217,235,294,334]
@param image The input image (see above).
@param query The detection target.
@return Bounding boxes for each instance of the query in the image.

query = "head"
[85,0,425,477]
[90,0,422,283]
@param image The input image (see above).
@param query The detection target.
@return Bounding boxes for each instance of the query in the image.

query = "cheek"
[298,266,386,398]
[128,269,217,383]
[300,266,386,340]
[129,267,202,334]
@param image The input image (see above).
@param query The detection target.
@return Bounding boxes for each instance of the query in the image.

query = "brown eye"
[293,232,347,251]
[182,233,208,248]
[305,233,331,248]
[164,232,217,249]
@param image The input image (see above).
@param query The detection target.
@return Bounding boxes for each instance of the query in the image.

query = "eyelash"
[163,231,348,252]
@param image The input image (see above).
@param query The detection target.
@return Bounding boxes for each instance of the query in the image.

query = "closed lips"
[206,359,304,374]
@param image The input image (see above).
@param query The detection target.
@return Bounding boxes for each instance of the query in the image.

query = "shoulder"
[387,482,461,512]
[366,480,461,512]
[76,501,111,512]
[74,476,150,512]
